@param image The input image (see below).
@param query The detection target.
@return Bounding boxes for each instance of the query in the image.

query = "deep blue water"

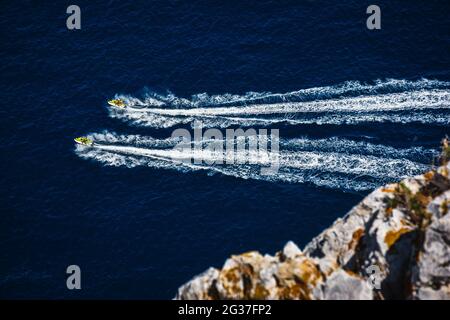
[1,1,449,298]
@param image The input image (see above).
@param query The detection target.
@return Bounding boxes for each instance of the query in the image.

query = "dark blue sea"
[1,0,449,298]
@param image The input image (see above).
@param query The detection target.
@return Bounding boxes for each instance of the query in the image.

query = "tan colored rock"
[313,269,373,300]
[412,190,450,300]
[175,161,450,300]
[176,267,220,300]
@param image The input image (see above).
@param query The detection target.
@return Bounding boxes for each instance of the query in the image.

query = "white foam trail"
[75,132,432,192]
[283,137,437,162]
[110,89,450,128]
[109,107,450,128]
[116,78,450,108]
[120,90,450,115]
[87,132,437,161]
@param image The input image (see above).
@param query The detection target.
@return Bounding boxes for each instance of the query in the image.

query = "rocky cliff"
[176,140,450,300]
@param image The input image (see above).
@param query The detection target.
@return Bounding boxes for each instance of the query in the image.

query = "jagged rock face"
[175,162,450,300]
[412,190,450,299]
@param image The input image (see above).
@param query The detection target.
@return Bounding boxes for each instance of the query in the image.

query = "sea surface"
[1,0,449,298]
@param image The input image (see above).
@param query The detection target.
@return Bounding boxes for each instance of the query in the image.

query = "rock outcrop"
[176,143,450,300]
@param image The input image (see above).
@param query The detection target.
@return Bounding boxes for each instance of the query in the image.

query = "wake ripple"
[108,79,450,128]
[75,132,434,192]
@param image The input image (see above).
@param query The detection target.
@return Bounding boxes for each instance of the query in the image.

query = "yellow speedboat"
[74,136,94,146]
[107,98,126,108]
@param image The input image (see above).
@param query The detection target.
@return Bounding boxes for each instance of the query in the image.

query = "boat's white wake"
[108,79,450,128]
[75,132,435,192]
